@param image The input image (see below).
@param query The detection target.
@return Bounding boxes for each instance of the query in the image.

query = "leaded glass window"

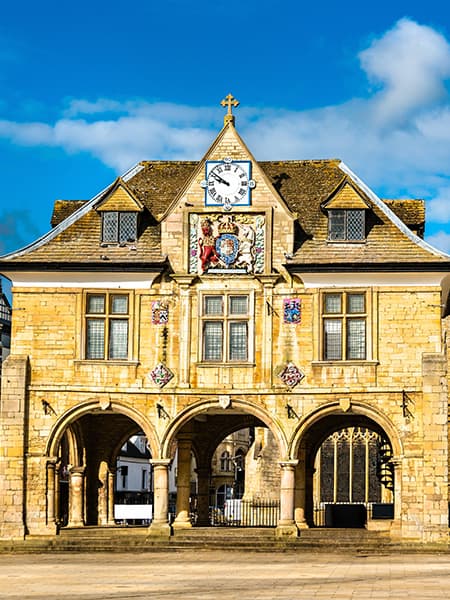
[322,292,367,360]
[203,321,223,361]
[328,210,365,241]
[101,212,138,244]
[86,292,130,360]
[201,294,250,363]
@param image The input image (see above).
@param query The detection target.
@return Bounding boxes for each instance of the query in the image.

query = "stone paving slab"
[0,550,450,599]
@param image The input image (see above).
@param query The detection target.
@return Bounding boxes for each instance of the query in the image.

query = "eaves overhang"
[284,261,450,273]
[0,259,168,274]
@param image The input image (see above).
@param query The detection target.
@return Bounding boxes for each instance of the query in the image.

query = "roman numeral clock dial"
[201,158,255,210]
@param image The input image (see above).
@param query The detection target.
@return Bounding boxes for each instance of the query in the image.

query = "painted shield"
[215,233,239,267]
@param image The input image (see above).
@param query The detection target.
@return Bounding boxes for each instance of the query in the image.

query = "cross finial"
[221,93,239,125]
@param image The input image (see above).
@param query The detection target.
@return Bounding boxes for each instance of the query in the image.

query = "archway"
[46,401,159,529]
[152,399,288,532]
[291,403,401,530]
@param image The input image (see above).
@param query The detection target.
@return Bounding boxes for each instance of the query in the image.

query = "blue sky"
[1,0,450,288]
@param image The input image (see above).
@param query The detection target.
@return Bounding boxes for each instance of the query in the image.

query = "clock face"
[202,159,254,208]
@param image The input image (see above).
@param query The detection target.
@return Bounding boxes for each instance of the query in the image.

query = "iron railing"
[210,499,280,527]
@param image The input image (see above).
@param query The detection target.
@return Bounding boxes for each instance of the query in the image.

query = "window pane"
[324,293,342,314]
[204,296,223,316]
[109,319,128,359]
[86,319,105,359]
[229,295,248,315]
[324,319,342,360]
[347,210,365,240]
[229,321,248,361]
[87,294,105,314]
[203,321,223,360]
[102,212,118,242]
[347,319,366,359]
[111,295,128,314]
[329,210,345,240]
[347,293,365,314]
[119,212,138,243]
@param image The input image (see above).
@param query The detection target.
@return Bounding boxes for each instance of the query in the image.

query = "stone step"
[0,527,443,554]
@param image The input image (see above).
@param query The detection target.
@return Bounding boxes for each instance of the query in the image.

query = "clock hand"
[211,172,230,186]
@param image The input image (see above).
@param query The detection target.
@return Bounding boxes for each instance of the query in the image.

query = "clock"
[201,158,255,209]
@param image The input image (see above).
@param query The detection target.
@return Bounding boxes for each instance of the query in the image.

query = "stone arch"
[289,400,402,529]
[45,399,160,528]
[160,397,289,459]
[289,400,402,459]
[46,398,160,461]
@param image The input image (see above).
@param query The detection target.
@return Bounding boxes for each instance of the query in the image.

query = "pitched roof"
[1,157,448,269]
[51,200,88,227]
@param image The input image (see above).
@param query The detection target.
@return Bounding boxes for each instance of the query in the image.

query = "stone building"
[1,95,450,543]
[0,280,11,374]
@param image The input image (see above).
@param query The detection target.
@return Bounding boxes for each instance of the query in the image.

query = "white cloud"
[426,187,450,223]
[1,17,450,232]
[359,19,450,126]
[425,231,450,253]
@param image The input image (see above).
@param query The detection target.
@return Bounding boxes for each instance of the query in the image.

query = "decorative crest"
[221,93,239,125]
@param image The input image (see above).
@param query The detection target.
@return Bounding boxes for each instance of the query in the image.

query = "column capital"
[279,460,299,470]
[70,466,86,476]
[150,458,172,468]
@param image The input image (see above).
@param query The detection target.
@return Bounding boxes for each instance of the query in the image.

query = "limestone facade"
[0,101,450,542]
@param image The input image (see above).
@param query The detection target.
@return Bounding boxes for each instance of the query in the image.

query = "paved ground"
[0,550,450,599]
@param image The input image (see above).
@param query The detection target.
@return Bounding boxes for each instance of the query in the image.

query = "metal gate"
[314,502,394,527]
[210,499,280,527]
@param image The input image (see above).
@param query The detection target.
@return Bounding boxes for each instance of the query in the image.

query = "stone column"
[148,459,171,537]
[54,464,61,526]
[196,466,210,526]
[389,457,402,539]
[173,437,193,529]
[276,460,299,538]
[107,468,116,525]
[294,451,308,529]
[68,467,85,527]
[46,460,57,527]
[97,465,108,526]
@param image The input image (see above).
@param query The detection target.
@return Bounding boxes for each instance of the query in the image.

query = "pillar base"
[67,520,84,528]
[172,519,192,530]
[148,522,172,538]
[276,523,299,538]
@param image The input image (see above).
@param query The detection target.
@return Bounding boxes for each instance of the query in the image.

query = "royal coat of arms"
[189,213,265,274]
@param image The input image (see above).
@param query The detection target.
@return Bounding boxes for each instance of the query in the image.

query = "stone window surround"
[83,290,133,361]
[319,289,371,362]
[198,289,255,365]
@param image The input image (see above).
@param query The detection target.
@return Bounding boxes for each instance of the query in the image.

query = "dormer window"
[328,209,365,241]
[102,211,138,244]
